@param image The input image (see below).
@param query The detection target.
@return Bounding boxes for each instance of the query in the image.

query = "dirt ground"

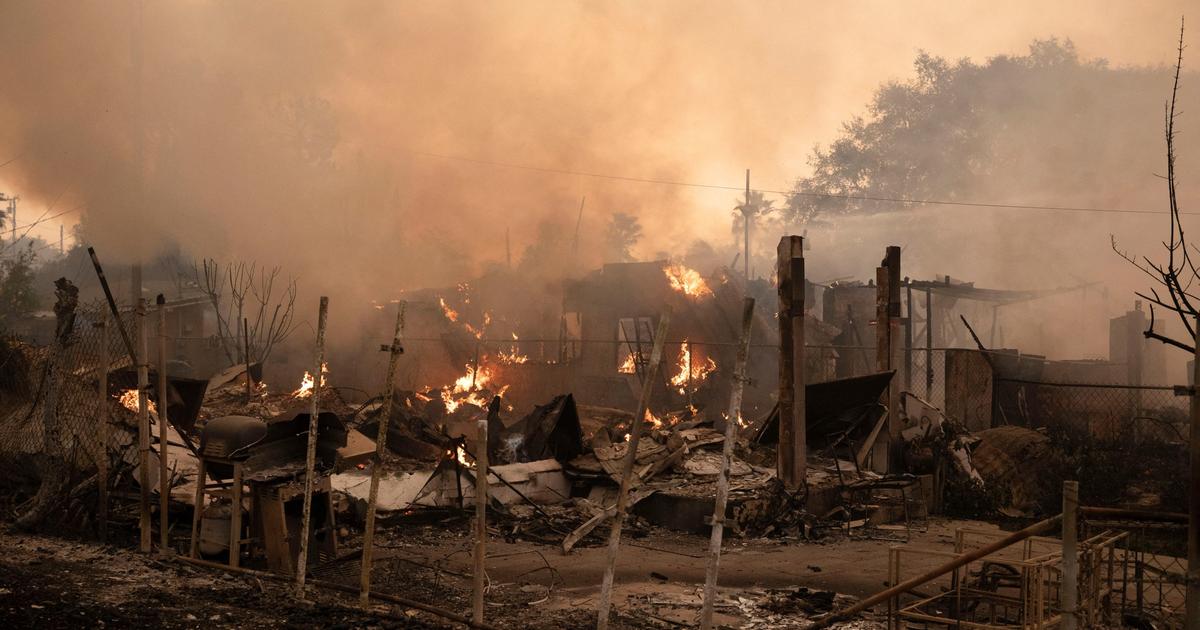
[0,514,999,628]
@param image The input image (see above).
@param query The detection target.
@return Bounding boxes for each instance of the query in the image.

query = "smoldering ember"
[3,5,1200,630]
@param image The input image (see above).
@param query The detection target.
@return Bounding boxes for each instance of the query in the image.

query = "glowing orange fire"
[293,362,329,398]
[116,389,158,417]
[664,263,713,298]
[669,341,717,395]
[618,352,638,374]
[439,363,509,413]
[497,348,528,365]
[644,408,663,430]
[448,444,474,468]
[439,296,487,339]
[439,297,460,322]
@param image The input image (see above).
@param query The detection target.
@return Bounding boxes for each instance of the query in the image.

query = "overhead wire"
[412,150,1194,216]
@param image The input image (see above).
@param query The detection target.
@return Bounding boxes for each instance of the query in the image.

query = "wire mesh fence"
[994,377,1189,512]
[1081,516,1187,627]
[0,301,139,512]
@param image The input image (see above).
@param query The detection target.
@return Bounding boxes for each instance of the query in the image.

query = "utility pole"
[59,224,64,255]
[0,194,18,245]
[743,170,751,284]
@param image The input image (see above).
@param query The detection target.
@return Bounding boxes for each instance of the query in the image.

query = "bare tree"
[1113,20,1194,353]
[194,258,299,365]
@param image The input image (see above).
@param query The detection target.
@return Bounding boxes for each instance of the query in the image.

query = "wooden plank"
[189,459,206,558]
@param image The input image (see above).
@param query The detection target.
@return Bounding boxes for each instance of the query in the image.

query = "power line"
[4,206,78,233]
[0,205,83,256]
[413,150,1193,216]
[0,150,24,170]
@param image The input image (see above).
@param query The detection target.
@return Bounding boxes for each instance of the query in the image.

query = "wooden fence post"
[295,296,329,596]
[473,408,489,623]
[700,297,755,630]
[360,303,406,606]
[597,307,672,629]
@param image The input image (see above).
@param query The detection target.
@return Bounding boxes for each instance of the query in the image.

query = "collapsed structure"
[0,238,1190,629]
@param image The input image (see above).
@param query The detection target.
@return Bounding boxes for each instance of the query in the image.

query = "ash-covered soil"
[0,531,449,629]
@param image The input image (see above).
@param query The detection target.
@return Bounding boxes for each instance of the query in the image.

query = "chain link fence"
[0,300,140,525]
[1081,515,1188,627]
[993,378,1188,512]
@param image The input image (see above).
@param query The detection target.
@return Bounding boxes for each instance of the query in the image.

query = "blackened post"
[873,266,890,473]
[904,281,913,392]
[925,289,934,395]
[86,247,136,365]
[885,246,902,471]
[776,236,805,490]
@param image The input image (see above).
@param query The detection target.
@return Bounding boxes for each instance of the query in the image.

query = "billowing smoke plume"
[0,1,1196,367]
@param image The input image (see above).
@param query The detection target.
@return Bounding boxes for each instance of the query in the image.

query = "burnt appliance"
[190,407,356,574]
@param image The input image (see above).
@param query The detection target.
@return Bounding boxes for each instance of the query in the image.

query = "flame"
[438,363,509,413]
[116,389,157,417]
[293,362,329,398]
[669,341,717,395]
[497,348,528,365]
[439,297,486,339]
[618,352,638,374]
[454,444,474,468]
[644,408,663,430]
[439,297,460,322]
[664,263,713,298]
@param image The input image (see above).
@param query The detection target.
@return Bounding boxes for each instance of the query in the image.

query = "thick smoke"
[0,1,1196,368]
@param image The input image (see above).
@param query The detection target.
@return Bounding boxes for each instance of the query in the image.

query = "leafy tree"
[604,212,643,262]
[0,243,38,321]
[783,39,1189,225]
